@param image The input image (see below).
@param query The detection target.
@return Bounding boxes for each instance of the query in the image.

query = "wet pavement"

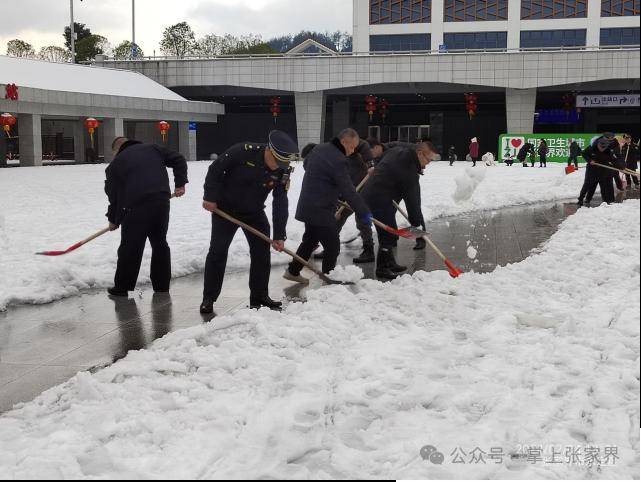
[0,194,637,413]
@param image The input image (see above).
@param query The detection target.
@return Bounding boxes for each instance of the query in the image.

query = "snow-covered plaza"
[0,162,639,479]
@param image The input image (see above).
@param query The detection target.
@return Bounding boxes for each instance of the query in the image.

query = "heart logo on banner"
[511,138,523,148]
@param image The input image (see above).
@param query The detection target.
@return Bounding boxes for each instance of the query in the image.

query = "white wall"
[351,0,640,52]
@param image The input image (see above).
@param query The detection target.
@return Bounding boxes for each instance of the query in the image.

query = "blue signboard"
[189,122,197,131]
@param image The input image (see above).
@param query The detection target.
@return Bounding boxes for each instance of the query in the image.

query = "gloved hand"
[361,213,374,226]
[414,237,426,250]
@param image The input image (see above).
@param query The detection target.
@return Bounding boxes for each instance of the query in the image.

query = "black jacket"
[203,142,289,240]
[582,140,625,178]
[362,146,424,227]
[105,141,188,225]
[621,143,640,168]
[347,140,372,186]
[517,143,535,161]
[295,138,370,227]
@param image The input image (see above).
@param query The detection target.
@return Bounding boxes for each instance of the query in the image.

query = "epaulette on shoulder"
[244,144,260,151]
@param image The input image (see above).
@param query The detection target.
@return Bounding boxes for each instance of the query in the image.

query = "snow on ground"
[0,201,638,479]
[0,161,586,310]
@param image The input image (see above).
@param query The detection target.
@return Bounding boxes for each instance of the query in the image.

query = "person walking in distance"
[447,145,457,166]
[105,137,188,297]
[283,129,372,284]
[538,139,549,167]
[200,130,299,314]
[469,137,479,167]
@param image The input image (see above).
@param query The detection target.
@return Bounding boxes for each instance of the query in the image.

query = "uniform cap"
[268,130,299,167]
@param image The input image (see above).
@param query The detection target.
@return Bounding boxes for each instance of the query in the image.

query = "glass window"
[370,0,432,24]
[443,32,507,49]
[521,29,587,48]
[443,0,509,21]
[521,0,587,19]
[600,27,641,45]
[601,0,640,16]
[370,34,432,51]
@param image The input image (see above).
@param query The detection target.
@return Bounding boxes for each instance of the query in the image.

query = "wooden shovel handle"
[335,173,371,220]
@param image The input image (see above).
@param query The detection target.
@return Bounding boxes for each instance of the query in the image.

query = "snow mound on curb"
[0,201,638,479]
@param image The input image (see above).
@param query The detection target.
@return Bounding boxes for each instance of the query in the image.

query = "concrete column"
[353,0,370,52]
[586,0,602,47]
[331,98,350,137]
[102,118,124,163]
[178,121,197,161]
[0,134,7,167]
[73,120,86,163]
[507,0,522,49]
[506,88,537,134]
[431,0,445,50]
[18,114,42,167]
[295,91,326,149]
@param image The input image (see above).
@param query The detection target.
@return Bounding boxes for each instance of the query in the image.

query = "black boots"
[413,238,426,250]
[200,298,215,314]
[108,287,128,297]
[250,296,283,311]
[376,249,407,280]
[353,245,375,264]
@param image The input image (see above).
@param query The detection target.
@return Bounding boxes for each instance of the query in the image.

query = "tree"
[74,35,110,62]
[268,30,353,53]
[112,40,144,60]
[160,22,196,58]
[64,22,92,50]
[195,34,223,56]
[38,46,72,63]
[6,39,35,58]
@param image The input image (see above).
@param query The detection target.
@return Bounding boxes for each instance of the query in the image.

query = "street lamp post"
[69,0,75,63]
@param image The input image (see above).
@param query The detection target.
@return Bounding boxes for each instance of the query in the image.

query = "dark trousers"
[288,224,340,275]
[372,205,398,250]
[582,173,616,204]
[472,157,478,167]
[114,199,171,292]
[625,161,639,186]
[203,211,271,301]
[336,209,374,249]
[568,156,579,168]
[539,155,547,167]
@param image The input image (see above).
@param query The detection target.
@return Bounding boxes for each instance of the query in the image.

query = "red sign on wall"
[4,84,19,101]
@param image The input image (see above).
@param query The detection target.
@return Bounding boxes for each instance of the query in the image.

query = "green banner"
[498,133,601,164]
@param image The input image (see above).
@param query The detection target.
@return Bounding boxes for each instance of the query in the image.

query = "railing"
[97,44,640,62]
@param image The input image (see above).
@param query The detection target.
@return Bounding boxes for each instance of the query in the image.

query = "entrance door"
[368,126,381,141]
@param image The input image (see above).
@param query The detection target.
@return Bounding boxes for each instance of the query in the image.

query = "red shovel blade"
[565,165,577,175]
[444,259,464,278]
[36,242,83,257]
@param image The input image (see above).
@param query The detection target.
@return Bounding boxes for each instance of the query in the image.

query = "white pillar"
[73,119,86,163]
[506,88,537,134]
[18,114,42,167]
[102,117,124,163]
[586,0,602,47]
[431,0,445,50]
[295,91,326,149]
[507,0,522,49]
[178,121,197,161]
[353,0,370,52]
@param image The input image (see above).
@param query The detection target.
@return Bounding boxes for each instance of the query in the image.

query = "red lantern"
[84,117,99,146]
[4,84,19,101]
[270,97,281,124]
[379,99,390,121]
[365,95,378,121]
[1,113,17,138]
[157,121,170,142]
[465,93,478,120]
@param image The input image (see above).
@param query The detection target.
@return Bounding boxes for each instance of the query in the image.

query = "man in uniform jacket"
[621,135,640,189]
[200,130,298,313]
[578,133,625,206]
[361,141,437,280]
[105,137,188,297]
[284,129,372,284]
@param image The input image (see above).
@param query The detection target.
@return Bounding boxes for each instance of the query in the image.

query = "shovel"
[211,207,354,286]
[392,201,464,278]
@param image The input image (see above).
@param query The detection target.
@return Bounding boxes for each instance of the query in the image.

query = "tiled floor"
[0,194,636,413]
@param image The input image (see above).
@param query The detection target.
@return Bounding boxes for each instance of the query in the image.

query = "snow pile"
[327,265,364,283]
[452,167,487,203]
[0,201,638,479]
[0,163,587,310]
[466,245,478,260]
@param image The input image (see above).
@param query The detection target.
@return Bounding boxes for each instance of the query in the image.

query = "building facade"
[353,0,640,52]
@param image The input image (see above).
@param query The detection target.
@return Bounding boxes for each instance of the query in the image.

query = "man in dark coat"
[621,135,640,189]
[568,139,582,169]
[284,129,371,284]
[105,137,188,297]
[447,145,457,166]
[517,143,535,167]
[361,141,437,280]
[200,130,298,313]
[578,133,625,206]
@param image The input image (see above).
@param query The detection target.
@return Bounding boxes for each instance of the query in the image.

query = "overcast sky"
[1,0,352,55]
